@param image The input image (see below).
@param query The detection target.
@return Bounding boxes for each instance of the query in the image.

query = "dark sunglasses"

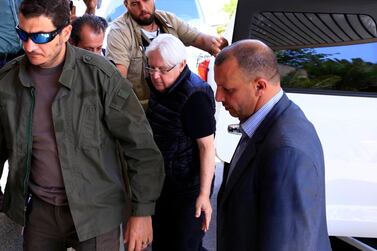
[15,25,64,44]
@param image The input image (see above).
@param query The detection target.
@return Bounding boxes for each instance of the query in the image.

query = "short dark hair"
[19,0,70,28]
[215,39,279,82]
[70,14,108,45]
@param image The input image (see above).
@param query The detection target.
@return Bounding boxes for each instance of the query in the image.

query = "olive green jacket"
[0,44,164,241]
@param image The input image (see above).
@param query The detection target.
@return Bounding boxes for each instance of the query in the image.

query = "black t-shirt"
[182,92,216,139]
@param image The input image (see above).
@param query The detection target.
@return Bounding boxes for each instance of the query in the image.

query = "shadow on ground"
[0,162,225,251]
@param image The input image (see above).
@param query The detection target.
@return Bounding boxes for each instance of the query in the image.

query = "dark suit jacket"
[217,94,332,251]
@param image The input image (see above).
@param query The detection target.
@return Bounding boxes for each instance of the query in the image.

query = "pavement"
[0,213,23,251]
[0,162,224,251]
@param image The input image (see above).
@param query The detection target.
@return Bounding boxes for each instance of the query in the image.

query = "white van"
[207,0,377,249]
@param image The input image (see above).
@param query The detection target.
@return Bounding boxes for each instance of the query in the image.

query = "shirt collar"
[241,89,284,139]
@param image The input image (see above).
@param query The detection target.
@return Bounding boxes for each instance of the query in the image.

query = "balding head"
[215,39,280,84]
[214,39,282,121]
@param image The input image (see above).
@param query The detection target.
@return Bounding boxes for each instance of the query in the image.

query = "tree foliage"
[223,0,238,19]
[277,49,377,93]
[217,0,238,35]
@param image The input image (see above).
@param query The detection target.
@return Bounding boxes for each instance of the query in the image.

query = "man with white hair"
[144,34,216,251]
[106,0,228,108]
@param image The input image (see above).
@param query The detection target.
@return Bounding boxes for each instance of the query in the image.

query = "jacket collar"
[125,10,174,49]
[18,43,76,89]
[219,94,292,202]
[125,10,174,33]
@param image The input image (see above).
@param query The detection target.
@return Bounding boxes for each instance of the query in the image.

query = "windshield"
[100,0,202,23]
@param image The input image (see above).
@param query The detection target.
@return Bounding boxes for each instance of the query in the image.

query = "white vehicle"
[207,0,377,249]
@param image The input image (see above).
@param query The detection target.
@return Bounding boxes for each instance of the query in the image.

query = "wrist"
[199,191,210,197]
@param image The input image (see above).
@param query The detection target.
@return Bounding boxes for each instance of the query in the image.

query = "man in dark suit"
[214,39,332,251]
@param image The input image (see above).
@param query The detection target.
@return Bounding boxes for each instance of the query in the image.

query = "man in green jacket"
[0,0,164,250]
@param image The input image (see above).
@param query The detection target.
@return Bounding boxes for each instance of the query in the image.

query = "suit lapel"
[219,94,292,203]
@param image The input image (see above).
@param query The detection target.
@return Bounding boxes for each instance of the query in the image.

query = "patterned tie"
[226,129,249,183]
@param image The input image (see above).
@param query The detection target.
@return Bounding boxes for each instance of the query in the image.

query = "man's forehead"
[18,14,56,31]
[19,13,53,22]
[81,24,104,34]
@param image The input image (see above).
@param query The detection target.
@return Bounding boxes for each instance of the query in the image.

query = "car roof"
[232,0,377,49]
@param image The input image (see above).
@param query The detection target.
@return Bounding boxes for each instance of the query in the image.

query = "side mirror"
[227,124,241,135]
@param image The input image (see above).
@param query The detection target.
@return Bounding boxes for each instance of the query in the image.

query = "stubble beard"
[132,6,156,26]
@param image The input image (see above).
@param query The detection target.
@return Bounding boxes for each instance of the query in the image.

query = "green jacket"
[0,44,165,241]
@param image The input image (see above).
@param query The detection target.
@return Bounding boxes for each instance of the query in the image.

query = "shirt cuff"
[131,202,156,216]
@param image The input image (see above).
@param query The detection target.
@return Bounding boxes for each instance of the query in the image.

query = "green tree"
[276,49,328,68]
[223,0,238,19]
[278,49,377,92]
[217,0,238,35]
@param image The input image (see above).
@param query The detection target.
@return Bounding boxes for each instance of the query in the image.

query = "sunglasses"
[15,25,64,44]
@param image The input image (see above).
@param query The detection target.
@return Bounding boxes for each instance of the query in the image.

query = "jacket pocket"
[77,104,100,149]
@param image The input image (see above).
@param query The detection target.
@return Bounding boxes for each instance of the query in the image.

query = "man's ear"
[62,25,72,43]
[255,78,267,95]
[178,60,187,72]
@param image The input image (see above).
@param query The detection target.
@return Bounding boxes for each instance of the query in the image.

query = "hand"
[195,194,212,232]
[210,37,229,56]
[70,4,77,23]
[124,216,153,251]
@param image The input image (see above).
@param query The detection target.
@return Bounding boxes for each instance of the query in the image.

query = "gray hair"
[145,34,187,67]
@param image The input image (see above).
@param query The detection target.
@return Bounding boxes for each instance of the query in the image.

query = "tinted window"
[104,0,201,22]
[107,4,125,22]
[156,0,200,21]
[277,42,377,94]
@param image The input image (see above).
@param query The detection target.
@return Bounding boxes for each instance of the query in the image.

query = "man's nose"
[140,2,147,11]
[23,39,38,52]
[215,89,223,102]
[151,71,160,79]
[94,48,102,55]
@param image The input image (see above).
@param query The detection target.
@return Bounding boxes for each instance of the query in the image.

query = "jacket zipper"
[23,87,35,226]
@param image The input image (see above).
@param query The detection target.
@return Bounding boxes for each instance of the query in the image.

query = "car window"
[156,0,201,21]
[102,0,202,23]
[277,42,377,95]
[106,3,125,22]
[230,0,377,97]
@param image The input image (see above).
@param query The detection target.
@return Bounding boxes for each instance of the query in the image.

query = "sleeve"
[0,110,8,211]
[165,12,201,46]
[106,24,132,68]
[182,92,215,139]
[258,146,323,251]
[104,72,165,216]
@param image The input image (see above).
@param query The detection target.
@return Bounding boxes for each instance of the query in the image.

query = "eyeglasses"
[145,64,176,75]
[15,25,64,44]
